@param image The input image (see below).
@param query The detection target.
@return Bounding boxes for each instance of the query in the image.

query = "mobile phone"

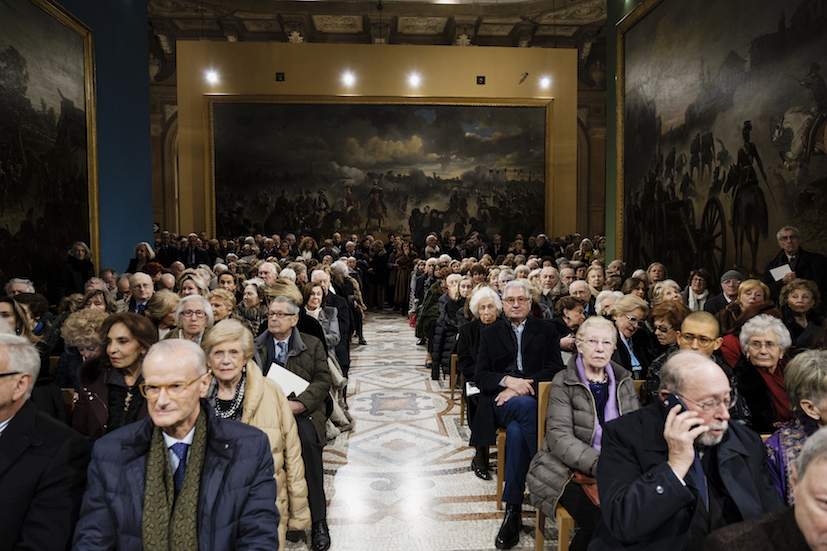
[661,393,688,417]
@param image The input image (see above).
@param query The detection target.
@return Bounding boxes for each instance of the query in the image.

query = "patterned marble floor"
[284,310,562,551]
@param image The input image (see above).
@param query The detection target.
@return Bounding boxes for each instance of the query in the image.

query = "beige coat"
[241,360,311,546]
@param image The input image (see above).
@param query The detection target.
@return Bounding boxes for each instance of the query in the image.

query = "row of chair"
[445,355,648,551]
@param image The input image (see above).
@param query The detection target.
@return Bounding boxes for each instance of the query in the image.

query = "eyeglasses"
[503,297,529,305]
[0,371,22,379]
[181,310,206,318]
[679,333,714,347]
[677,392,737,413]
[748,340,780,351]
[139,372,210,398]
[268,311,297,319]
[579,339,614,350]
[654,325,672,334]
[625,315,641,326]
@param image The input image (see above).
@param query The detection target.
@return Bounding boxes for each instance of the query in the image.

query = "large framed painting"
[208,98,550,246]
[0,0,97,299]
[617,0,827,282]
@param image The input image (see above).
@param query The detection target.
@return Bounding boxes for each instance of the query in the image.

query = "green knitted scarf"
[142,408,207,551]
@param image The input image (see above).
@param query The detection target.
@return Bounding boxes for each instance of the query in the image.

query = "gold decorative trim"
[615,0,665,263]
[29,0,99,268]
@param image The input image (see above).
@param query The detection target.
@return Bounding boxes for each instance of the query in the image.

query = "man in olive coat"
[254,296,332,551]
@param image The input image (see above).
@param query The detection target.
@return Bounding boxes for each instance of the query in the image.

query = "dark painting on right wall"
[618,0,827,282]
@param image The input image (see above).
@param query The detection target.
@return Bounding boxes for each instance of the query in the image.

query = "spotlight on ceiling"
[343,72,355,86]
[540,76,551,89]
[409,73,421,87]
[206,70,219,84]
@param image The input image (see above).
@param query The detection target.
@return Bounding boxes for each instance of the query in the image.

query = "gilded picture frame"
[0,0,99,297]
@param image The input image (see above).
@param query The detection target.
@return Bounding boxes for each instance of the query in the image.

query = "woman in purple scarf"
[527,316,640,551]
[764,349,827,505]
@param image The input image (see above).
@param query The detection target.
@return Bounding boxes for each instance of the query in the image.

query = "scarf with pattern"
[142,408,207,551]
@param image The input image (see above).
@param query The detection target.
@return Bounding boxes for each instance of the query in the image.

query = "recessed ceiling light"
[540,76,551,88]
[409,73,421,87]
[206,70,219,84]
[343,72,355,86]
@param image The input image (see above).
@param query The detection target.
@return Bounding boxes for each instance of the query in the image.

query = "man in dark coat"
[0,335,89,551]
[704,425,827,550]
[704,269,744,316]
[253,296,332,551]
[472,280,563,549]
[181,232,210,268]
[764,226,827,309]
[591,351,782,551]
[311,268,351,379]
[73,339,279,551]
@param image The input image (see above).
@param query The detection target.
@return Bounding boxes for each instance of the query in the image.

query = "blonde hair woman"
[202,319,311,545]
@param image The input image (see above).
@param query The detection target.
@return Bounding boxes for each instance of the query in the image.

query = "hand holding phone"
[661,393,709,479]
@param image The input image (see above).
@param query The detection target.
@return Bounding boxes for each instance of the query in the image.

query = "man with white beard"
[590,350,782,550]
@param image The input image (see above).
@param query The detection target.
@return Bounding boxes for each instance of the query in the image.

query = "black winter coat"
[431,297,469,372]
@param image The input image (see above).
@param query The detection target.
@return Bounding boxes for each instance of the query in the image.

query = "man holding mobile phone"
[589,350,782,550]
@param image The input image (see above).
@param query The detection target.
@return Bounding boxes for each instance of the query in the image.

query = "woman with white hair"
[457,285,503,480]
[528,316,639,551]
[595,290,623,318]
[163,294,213,344]
[734,314,795,433]
[202,319,311,543]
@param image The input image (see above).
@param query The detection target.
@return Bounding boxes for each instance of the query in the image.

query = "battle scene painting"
[621,0,827,282]
[0,0,94,300]
[211,101,547,245]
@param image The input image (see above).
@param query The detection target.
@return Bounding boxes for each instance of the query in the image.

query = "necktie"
[689,453,708,508]
[136,303,145,315]
[790,256,796,268]
[276,341,287,365]
[171,442,189,501]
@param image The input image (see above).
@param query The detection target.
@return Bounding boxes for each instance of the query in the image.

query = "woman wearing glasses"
[734,314,794,433]
[163,295,213,344]
[607,294,651,380]
[201,319,311,544]
[528,316,640,551]
[73,312,158,440]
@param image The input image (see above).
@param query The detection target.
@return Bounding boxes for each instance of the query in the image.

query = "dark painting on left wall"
[0,0,98,301]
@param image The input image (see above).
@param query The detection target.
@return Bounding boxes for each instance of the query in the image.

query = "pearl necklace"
[210,373,246,420]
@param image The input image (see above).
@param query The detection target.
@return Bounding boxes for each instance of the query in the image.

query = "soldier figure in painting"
[724,121,769,272]
[800,62,827,163]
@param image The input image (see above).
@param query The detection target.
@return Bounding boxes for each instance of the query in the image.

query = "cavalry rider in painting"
[800,62,827,163]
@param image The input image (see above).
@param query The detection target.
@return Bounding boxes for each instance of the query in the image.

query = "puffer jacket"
[527,356,639,519]
[72,400,279,551]
[431,297,469,373]
[241,360,311,546]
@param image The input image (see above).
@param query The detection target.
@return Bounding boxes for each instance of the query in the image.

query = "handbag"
[568,468,600,508]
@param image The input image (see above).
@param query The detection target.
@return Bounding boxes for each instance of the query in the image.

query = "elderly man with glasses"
[590,350,782,550]
[0,335,89,551]
[73,339,279,551]
[472,279,564,549]
[253,296,333,551]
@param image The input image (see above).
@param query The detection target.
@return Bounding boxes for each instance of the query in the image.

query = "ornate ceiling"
[148,0,607,61]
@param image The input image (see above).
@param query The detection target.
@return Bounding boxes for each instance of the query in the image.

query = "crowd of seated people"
[409,225,827,549]
[5,223,827,550]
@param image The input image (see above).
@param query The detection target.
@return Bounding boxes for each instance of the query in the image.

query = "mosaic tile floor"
[284,310,563,551]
